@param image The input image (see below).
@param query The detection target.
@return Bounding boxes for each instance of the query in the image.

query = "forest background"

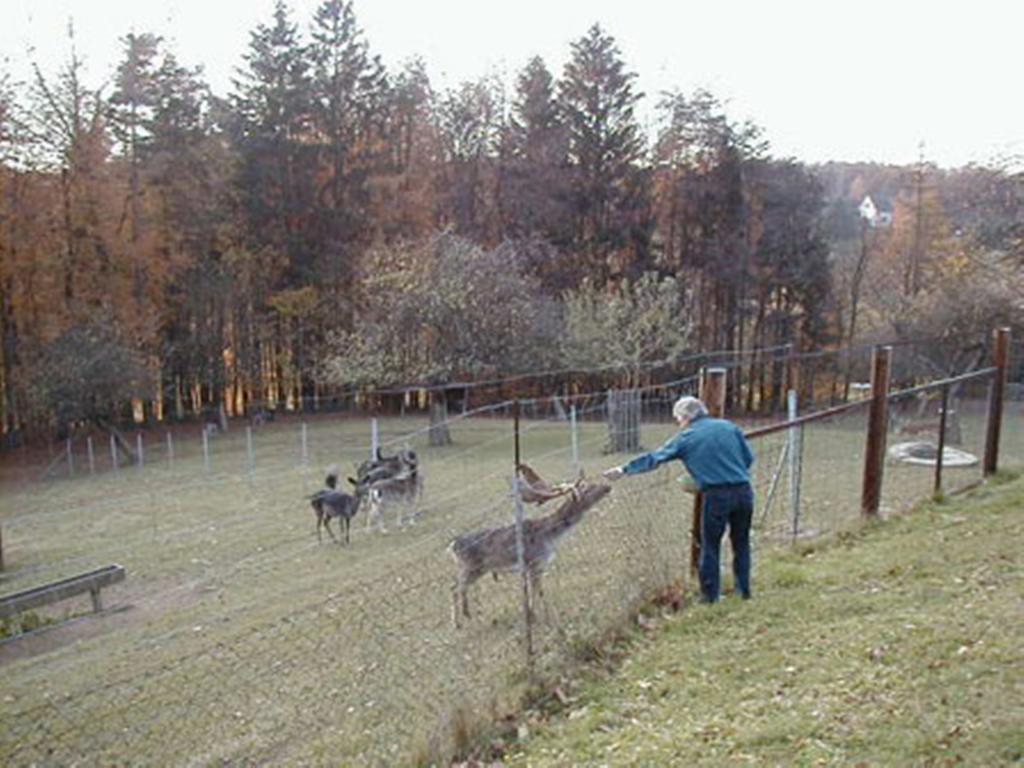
[0,0,1021,450]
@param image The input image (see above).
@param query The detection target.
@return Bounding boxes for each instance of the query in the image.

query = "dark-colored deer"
[448,481,611,628]
[308,468,365,544]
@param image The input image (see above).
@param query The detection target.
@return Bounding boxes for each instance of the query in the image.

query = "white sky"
[2,0,1021,168]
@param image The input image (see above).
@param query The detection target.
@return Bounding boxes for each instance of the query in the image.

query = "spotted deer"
[448,481,611,628]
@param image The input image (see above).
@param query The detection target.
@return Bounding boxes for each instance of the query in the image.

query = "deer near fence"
[355,447,423,531]
[448,480,611,628]
[308,467,365,544]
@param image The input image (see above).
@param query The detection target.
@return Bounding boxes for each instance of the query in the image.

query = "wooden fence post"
[861,345,892,516]
[690,368,728,575]
[983,327,1011,476]
[934,384,950,496]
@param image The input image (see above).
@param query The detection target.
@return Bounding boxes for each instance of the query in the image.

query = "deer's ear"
[348,477,358,487]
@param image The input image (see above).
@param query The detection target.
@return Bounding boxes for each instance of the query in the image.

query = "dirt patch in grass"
[0,576,203,665]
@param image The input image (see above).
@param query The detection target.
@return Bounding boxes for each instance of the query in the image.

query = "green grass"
[500,472,1024,767]
[0,404,1019,766]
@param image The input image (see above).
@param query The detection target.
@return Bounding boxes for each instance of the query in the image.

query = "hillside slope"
[503,474,1024,766]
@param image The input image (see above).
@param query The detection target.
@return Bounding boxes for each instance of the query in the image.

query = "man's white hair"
[672,396,708,422]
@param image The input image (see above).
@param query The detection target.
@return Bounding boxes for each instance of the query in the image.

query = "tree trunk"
[428,389,451,446]
[606,388,641,453]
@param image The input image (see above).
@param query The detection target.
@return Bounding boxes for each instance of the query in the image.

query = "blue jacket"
[622,415,754,489]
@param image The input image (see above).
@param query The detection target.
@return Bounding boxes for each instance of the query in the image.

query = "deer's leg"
[460,569,476,621]
[528,566,551,623]
[525,568,537,623]
[452,571,474,628]
[451,581,462,629]
[324,515,338,544]
[343,515,350,545]
[461,577,472,620]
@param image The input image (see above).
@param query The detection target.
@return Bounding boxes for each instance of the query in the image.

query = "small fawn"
[308,469,364,544]
[448,481,611,628]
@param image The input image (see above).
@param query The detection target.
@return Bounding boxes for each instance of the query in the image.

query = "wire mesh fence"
[881,372,997,508]
[0,339,1019,765]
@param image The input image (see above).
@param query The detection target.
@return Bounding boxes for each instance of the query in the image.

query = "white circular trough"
[887,441,978,468]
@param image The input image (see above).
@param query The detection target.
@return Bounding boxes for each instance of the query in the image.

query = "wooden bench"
[0,564,126,621]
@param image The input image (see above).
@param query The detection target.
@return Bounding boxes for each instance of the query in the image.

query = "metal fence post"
[983,327,1011,476]
[167,432,174,470]
[301,422,308,466]
[66,438,74,477]
[87,436,95,475]
[246,425,254,473]
[785,343,797,407]
[137,434,144,469]
[934,384,950,496]
[370,417,379,459]
[512,400,535,667]
[861,345,892,516]
[787,390,803,541]
[570,405,580,477]
[111,434,119,472]
[202,429,211,474]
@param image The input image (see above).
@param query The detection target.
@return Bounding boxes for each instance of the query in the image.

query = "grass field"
[0,399,1019,765]
[501,471,1024,766]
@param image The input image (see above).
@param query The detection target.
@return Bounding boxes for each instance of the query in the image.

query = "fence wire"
[0,365,1019,766]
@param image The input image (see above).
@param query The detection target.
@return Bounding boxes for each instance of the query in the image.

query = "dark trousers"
[699,483,754,602]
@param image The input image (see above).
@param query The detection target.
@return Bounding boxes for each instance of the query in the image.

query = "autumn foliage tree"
[321,234,559,443]
[0,3,1015,444]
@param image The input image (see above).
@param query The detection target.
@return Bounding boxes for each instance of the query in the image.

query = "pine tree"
[372,57,438,239]
[497,56,572,265]
[29,25,117,321]
[557,24,650,283]
[231,0,316,282]
[436,76,502,239]
[309,0,388,288]
[110,32,163,314]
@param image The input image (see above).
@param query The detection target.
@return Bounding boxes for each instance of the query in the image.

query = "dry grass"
[0,401,1019,765]
[504,472,1024,767]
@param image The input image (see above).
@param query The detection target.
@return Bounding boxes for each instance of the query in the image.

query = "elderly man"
[603,396,755,603]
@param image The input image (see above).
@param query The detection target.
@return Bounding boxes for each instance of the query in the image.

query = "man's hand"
[602,466,625,482]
